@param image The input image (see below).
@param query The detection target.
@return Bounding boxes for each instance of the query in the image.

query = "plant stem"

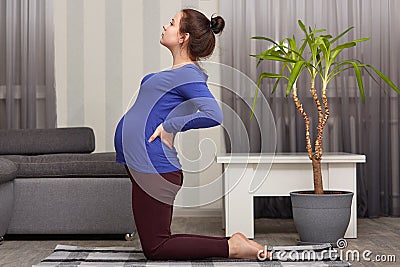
[292,83,313,159]
[309,80,325,194]
[321,83,330,133]
[312,154,324,194]
[310,81,324,159]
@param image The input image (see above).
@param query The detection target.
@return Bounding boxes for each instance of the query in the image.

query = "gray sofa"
[0,127,135,244]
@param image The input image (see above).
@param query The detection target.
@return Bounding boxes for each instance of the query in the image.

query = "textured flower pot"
[290,190,353,244]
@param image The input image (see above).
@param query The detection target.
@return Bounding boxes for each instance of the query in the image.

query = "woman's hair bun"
[210,15,225,34]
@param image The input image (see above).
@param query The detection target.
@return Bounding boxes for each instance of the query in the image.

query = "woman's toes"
[228,233,260,259]
[248,239,264,250]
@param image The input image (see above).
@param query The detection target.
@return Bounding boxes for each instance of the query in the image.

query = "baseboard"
[172,207,222,217]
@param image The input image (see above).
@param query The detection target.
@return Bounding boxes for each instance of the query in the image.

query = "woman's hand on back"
[148,124,174,149]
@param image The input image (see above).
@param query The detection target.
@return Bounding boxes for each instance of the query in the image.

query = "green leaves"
[286,61,305,95]
[348,61,365,103]
[252,54,297,64]
[258,72,288,82]
[330,42,356,62]
[331,26,353,43]
[251,36,280,46]
[366,64,400,94]
[250,20,399,108]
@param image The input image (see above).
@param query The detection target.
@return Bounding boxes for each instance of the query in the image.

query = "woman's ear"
[179,33,190,44]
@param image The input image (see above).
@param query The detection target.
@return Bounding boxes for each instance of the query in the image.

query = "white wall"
[54,0,224,216]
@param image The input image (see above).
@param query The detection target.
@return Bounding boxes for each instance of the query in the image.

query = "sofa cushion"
[0,127,95,155]
[0,158,18,183]
[3,152,128,178]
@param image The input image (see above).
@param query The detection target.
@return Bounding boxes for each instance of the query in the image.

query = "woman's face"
[160,12,185,49]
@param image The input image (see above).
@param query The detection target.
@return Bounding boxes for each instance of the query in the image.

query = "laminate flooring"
[0,217,399,266]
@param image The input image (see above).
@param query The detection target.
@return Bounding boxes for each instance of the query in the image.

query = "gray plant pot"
[290,190,353,245]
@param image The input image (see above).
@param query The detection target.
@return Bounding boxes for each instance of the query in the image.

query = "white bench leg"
[224,164,254,238]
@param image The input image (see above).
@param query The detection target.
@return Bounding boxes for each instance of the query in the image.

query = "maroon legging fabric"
[125,166,229,260]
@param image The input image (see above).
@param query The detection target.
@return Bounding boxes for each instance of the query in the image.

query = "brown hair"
[179,9,225,61]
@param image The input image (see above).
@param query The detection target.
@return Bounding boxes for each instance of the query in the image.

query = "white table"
[216,153,366,239]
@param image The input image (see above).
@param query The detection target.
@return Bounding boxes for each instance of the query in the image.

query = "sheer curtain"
[0,0,56,129]
[219,0,400,217]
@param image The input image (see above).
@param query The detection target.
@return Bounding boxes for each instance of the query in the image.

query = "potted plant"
[251,20,399,244]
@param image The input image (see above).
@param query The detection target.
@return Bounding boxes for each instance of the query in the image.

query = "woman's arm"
[162,82,223,134]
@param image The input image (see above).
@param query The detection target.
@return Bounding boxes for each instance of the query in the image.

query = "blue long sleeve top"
[114,63,223,174]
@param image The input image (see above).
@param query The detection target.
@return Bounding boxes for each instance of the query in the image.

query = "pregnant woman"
[114,8,266,260]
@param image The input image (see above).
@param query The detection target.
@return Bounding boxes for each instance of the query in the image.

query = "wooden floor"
[0,217,399,266]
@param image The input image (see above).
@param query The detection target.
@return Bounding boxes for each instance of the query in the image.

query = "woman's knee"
[142,246,167,260]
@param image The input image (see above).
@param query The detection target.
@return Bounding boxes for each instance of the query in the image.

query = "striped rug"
[33,244,350,266]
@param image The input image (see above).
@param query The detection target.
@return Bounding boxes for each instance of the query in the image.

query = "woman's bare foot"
[235,232,263,249]
[228,233,260,259]
[235,232,269,259]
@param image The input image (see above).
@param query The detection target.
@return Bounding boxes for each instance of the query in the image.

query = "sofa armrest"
[0,158,17,184]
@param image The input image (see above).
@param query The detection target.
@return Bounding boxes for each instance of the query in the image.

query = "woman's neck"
[172,58,194,69]
[171,49,194,69]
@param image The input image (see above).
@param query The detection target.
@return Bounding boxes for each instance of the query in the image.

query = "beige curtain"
[0,0,56,129]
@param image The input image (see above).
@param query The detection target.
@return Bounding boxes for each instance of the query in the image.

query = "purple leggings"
[125,166,229,260]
